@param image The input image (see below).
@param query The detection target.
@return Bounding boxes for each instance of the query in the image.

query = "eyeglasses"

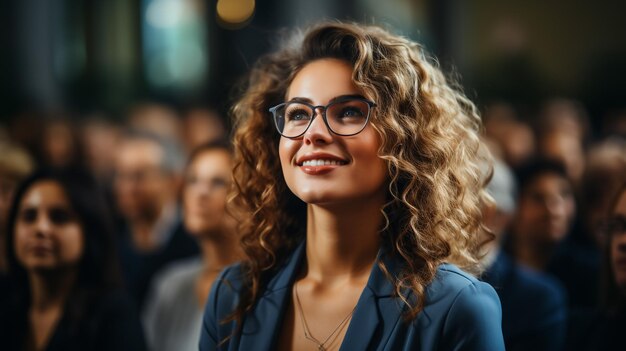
[269,96,377,138]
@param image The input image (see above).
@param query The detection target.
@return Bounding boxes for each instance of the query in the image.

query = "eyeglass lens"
[275,99,370,137]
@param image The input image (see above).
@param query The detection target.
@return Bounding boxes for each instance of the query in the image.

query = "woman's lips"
[30,244,53,256]
[300,163,343,175]
[297,158,348,175]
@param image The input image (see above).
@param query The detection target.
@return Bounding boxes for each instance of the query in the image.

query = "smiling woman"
[200,21,504,351]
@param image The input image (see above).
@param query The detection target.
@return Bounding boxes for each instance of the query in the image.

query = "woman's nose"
[303,109,333,145]
[35,214,53,237]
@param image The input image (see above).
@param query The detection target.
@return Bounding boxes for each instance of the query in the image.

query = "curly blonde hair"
[230,21,492,323]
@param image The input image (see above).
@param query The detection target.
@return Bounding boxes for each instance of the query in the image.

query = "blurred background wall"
[0,0,624,135]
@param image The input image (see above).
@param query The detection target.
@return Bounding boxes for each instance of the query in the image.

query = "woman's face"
[14,181,84,273]
[279,58,388,206]
[610,190,626,292]
[183,149,233,236]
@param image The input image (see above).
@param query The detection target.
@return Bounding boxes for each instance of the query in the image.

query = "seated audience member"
[113,131,198,311]
[566,183,626,350]
[39,117,85,169]
[0,168,146,350]
[127,102,184,147]
[80,115,121,184]
[538,98,590,144]
[181,107,227,154]
[509,159,597,308]
[536,99,590,186]
[481,157,567,351]
[143,141,241,351]
[483,102,536,169]
[579,139,626,250]
[537,130,586,187]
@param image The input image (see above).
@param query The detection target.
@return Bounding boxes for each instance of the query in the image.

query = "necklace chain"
[293,282,356,351]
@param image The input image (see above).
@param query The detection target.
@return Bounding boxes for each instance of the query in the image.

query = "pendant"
[318,346,326,351]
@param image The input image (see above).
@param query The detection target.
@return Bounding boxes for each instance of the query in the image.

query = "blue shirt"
[200,242,504,350]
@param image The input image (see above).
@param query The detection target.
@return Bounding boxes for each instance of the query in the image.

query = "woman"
[200,22,504,350]
[566,182,626,350]
[0,168,146,351]
[143,141,241,351]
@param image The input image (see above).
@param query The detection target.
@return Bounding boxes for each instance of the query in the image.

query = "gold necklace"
[293,282,357,351]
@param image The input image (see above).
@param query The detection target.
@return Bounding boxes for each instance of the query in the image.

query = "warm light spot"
[216,0,255,25]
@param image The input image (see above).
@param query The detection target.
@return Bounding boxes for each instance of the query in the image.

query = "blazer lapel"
[238,242,306,351]
[340,248,409,351]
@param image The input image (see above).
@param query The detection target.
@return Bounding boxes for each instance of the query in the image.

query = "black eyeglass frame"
[268,97,377,139]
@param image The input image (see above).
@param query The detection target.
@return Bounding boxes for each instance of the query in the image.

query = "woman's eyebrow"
[329,94,366,103]
[289,97,313,103]
[287,94,366,104]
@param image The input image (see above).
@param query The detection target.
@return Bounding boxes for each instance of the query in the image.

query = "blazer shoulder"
[423,264,504,350]
[428,263,487,297]
[415,264,504,350]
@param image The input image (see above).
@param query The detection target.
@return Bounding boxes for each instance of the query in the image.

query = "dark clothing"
[547,239,600,309]
[566,308,626,351]
[200,241,505,351]
[482,252,568,351]
[117,221,199,312]
[0,289,146,351]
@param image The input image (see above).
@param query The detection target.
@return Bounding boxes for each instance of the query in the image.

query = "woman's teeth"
[301,159,345,166]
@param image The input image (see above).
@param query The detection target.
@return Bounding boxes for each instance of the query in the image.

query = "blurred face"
[540,132,585,182]
[14,181,84,272]
[113,139,172,222]
[183,149,232,236]
[515,173,575,244]
[610,191,626,292]
[278,58,388,206]
[43,122,76,168]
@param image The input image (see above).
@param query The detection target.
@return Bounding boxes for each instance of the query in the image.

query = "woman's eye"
[49,208,73,225]
[20,208,37,223]
[285,108,311,122]
[339,107,364,118]
[211,178,229,189]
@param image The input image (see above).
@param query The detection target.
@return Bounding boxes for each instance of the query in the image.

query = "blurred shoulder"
[153,257,203,290]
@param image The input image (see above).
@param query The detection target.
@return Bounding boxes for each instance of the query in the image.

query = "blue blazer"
[200,242,504,350]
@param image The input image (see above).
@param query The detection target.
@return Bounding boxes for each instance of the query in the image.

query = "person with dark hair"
[143,141,241,351]
[509,158,597,308]
[566,183,626,350]
[481,156,567,351]
[0,168,146,351]
[200,22,504,350]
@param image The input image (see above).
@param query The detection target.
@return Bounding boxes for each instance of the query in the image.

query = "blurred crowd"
[0,97,625,350]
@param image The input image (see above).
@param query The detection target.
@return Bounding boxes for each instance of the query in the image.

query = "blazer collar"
[239,241,409,351]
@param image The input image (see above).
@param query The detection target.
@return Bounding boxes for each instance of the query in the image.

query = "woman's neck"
[305,198,385,285]
[29,269,77,311]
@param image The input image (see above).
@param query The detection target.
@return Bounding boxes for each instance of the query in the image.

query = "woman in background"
[200,22,504,350]
[143,141,241,351]
[0,168,146,351]
[567,182,626,350]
